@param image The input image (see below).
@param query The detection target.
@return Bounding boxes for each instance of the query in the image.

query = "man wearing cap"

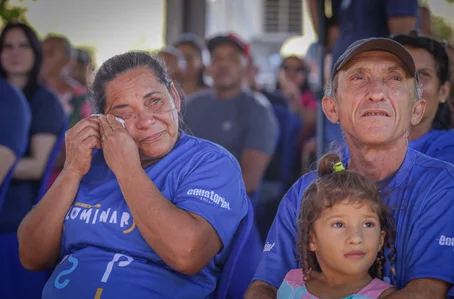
[309,0,418,149]
[184,33,278,196]
[245,38,454,298]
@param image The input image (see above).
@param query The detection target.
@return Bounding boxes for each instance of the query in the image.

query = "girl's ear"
[308,232,317,252]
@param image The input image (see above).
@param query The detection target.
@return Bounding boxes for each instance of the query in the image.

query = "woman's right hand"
[63,116,101,177]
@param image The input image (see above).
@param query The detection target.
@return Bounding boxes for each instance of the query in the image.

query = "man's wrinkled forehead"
[339,51,411,77]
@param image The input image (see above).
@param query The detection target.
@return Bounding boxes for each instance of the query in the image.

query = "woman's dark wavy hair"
[0,22,43,100]
[298,153,396,281]
[391,30,452,130]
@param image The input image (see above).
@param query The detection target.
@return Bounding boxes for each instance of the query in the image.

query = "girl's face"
[309,198,385,279]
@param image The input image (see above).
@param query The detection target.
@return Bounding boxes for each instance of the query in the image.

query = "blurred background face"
[104,67,180,161]
[209,43,246,91]
[281,56,305,87]
[1,28,35,77]
[406,46,446,127]
[41,38,70,79]
[175,42,203,79]
[71,60,92,86]
[158,51,184,83]
[70,49,93,86]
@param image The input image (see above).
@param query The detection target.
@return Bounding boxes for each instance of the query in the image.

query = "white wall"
[206,0,263,41]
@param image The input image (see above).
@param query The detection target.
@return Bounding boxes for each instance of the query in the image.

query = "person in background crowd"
[0,22,65,299]
[41,35,91,127]
[0,78,30,188]
[308,0,418,149]
[391,31,454,164]
[70,48,94,88]
[18,51,247,299]
[245,38,454,299]
[184,33,278,196]
[173,32,209,96]
[277,56,317,141]
[158,45,186,85]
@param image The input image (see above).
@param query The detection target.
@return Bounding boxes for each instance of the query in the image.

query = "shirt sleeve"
[30,89,65,136]
[252,178,307,288]
[245,93,279,156]
[0,83,31,156]
[403,174,454,286]
[386,0,418,18]
[173,150,248,255]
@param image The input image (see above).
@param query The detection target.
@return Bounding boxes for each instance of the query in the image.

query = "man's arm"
[384,278,451,299]
[245,175,313,298]
[245,280,277,299]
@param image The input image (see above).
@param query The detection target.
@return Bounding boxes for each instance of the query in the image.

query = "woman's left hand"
[100,114,141,174]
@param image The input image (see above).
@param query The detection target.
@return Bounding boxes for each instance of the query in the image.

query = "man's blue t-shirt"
[0,79,31,208]
[323,0,419,145]
[409,129,454,165]
[0,86,65,233]
[42,133,248,299]
[254,148,454,294]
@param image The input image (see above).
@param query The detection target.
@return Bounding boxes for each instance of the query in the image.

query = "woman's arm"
[18,117,101,271]
[115,166,222,275]
[13,133,57,180]
[17,169,82,270]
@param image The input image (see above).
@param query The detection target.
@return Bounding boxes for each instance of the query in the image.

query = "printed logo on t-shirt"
[65,202,136,233]
[186,189,231,210]
[263,242,275,252]
[438,235,454,249]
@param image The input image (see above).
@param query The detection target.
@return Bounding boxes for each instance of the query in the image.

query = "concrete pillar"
[165,0,206,45]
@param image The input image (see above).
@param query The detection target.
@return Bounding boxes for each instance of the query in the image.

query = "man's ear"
[411,99,426,126]
[322,96,339,124]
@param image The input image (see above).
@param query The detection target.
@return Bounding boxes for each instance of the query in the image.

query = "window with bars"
[264,0,302,34]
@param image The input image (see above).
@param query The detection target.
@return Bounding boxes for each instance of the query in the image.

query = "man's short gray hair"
[324,74,423,102]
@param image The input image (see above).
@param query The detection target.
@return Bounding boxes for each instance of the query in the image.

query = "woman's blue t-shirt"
[42,133,248,299]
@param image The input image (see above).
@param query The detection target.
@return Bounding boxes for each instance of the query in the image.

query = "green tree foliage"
[0,0,30,23]
[432,14,454,43]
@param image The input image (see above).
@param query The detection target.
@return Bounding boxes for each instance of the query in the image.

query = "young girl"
[277,153,396,299]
